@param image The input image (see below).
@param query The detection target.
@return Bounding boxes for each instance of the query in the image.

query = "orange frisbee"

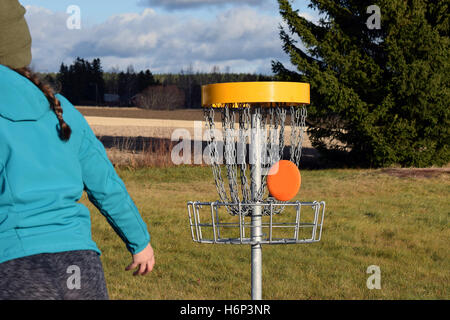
[266,160,301,201]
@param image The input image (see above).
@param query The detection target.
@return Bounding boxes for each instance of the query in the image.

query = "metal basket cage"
[188,201,325,245]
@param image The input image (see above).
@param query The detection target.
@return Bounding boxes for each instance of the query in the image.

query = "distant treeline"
[39,57,273,109]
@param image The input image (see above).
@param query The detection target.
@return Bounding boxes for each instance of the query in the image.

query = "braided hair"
[11,67,72,141]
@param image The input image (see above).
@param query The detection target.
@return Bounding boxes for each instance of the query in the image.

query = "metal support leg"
[251,112,262,300]
[251,239,262,300]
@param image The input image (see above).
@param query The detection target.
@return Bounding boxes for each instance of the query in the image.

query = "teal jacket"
[0,65,150,264]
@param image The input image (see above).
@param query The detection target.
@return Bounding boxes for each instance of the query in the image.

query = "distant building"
[130,94,141,106]
[104,93,120,103]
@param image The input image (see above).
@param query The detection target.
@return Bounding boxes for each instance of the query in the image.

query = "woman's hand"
[125,243,155,276]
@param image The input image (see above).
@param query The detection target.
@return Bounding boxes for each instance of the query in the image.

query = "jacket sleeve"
[77,112,150,255]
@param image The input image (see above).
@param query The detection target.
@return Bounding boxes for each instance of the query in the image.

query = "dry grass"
[82,167,450,300]
[100,136,176,168]
[73,107,450,300]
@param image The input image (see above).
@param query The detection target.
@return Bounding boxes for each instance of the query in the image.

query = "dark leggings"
[0,250,109,300]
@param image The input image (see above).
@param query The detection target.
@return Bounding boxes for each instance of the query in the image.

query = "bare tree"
[136,85,185,110]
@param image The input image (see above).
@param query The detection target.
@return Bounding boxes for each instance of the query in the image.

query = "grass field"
[80,166,449,300]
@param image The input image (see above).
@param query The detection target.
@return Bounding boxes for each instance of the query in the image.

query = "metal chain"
[260,107,287,215]
[204,107,229,206]
[290,105,307,166]
[238,107,251,205]
[223,106,239,205]
[205,104,307,216]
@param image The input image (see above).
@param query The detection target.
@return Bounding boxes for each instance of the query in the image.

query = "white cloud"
[24,5,292,74]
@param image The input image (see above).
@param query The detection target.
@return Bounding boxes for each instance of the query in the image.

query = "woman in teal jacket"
[0,1,155,299]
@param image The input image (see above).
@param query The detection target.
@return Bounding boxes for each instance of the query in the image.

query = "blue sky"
[20,0,317,74]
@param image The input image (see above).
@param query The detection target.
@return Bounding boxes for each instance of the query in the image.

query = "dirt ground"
[77,106,318,167]
[86,116,313,148]
[380,168,450,179]
[77,106,209,121]
[76,106,298,123]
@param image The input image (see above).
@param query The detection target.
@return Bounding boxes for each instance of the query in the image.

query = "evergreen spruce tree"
[91,58,105,104]
[273,0,449,167]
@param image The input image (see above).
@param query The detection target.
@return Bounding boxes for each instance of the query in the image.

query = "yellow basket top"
[201,81,310,107]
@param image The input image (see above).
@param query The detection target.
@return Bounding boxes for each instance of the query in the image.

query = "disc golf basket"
[187,82,326,300]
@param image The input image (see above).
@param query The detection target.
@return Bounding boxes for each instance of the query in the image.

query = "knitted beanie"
[0,0,32,69]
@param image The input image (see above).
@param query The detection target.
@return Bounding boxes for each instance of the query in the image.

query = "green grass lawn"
[80,166,449,300]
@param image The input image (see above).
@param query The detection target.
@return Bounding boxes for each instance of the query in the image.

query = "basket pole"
[251,111,263,300]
